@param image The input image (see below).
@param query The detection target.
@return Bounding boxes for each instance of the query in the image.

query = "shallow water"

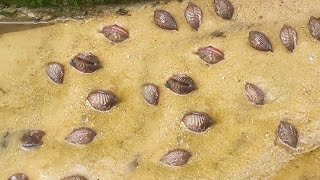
[0,0,319,179]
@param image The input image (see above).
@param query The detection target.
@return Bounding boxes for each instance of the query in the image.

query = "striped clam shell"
[196,46,224,64]
[9,173,29,180]
[154,10,178,30]
[213,0,234,20]
[278,121,298,149]
[165,74,196,95]
[143,84,160,106]
[245,82,265,105]
[65,127,96,145]
[249,31,273,52]
[61,175,88,180]
[70,53,101,73]
[309,16,320,41]
[182,112,213,133]
[87,90,118,111]
[46,62,64,84]
[185,2,202,30]
[21,130,45,149]
[100,24,129,43]
[160,149,192,167]
[280,25,297,52]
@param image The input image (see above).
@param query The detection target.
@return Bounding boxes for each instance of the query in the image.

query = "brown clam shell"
[65,127,96,145]
[245,82,265,105]
[213,0,234,20]
[277,121,298,149]
[8,173,29,180]
[143,84,160,106]
[21,130,45,149]
[46,62,64,84]
[280,25,297,52]
[309,16,320,41]
[100,24,129,43]
[196,46,224,64]
[87,90,118,111]
[160,148,192,167]
[165,74,196,95]
[70,53,101,73]
[249,31,273,52]
[61,175,88,180]
[182,112,213,133]
[185,2,202,30]
[154,10,178,30]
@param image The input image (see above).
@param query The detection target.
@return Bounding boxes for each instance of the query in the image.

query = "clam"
[100,24,129,43]
[160,148,192,167]
[61,176,88,180]
[280,25,297,52]
[21,130,45,149]
[143,84,160,106]
[245,82,265,105]
[185,2,202,30]
[309,16,320,40]
[8,173,29,180]
[46,62,64,84]
[165,74,196,95]
[87,90,118,112]
[65,127,96,145]
[278,121,298,149]
[182,112,213,133]
[213,0,234,20]
[70,53,101,73]
[154,10,178,30]
[196,46,224,64]
[249,31,273,52]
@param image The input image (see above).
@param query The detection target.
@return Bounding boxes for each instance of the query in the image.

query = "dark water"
[0,23,54,35]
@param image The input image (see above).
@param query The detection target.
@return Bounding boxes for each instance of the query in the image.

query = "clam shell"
[21,130,45,149]
[154,10,178,30]
[46,62,64,84]
[61,175,88,180]
[196,46,224,64]
[65,127,96,145]
[309,16,320,41]
[101,24,129,43]
[143,84,160,106]
[245,82,265,105]
[182,112,213,133]
[87,90,118,111]
[185,2,202,30]
[70,53,101,73]
[213,0,234,20]
[249,31,273,52]
[280,25,297,52]
[8,173,29,180]
[160,148,192,167]
[278,121,298,149]
[165,74,196,95]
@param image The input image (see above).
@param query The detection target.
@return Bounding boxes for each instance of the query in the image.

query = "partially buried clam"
[61,175,88,180]
[87,90,118,112]
[70,53,101,73]
[21,130,45,149]
[100,24,129,43]
[249,31,273,52]
[185,2,202,30]
[279,25,297,52]
[182,112,213,133]
[8,173,29,180]
[160,148,192,167]
[277,121,298,149]
[245,82,265,105]
[154,10,178,30]
[65,127,96,145]
[143,84,160,106]
[165,74,196,95]
[46,62,64,84]
[196,46,224,64]
[309,16,320,41]
[213,0,234,20]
